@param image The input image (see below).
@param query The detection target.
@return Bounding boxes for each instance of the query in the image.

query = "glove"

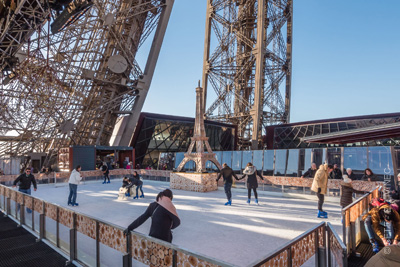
[123,228,129,236]
[318,188,321,193]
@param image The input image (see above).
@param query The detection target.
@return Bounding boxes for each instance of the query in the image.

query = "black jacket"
[127,202,180,242]
[329,168,342,179]
[122,180,133,188]
[346,172,357,180]
[130,175,143,186]
[242,166,263,189]
[361,174,379,182]
[216,166,239,184]
[340,182,364,208]
[101,165,109,175]
[13,173,37,190]
[302,168,317,178]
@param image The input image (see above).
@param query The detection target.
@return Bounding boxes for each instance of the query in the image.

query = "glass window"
[174,152,185,169]
[368,146,393,175]
[222,151,232,167]
[253,150,263,171]
[299,149,312,172]
[327,148,341,167]
[232,151,242,171]
[263,150,274,175]
[214,152,222,171]
[274,150,287,176]
[286,150,299,177]
[312,148,324,167]
[242,151,252,169]
[343,147,367,172]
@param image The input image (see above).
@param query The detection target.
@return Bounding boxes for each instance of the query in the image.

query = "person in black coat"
[101,162,110,184]
[361,168,379,182]
[345,168,357,180]
[301,163,317,178]
[130,171,144,199]
[329,164,343,179]
[216,163,239,206]
[13,168,37,194]
[123,189,180,243]
[340,175,365,208]
[122,177,134,197]
[241,162,264,205]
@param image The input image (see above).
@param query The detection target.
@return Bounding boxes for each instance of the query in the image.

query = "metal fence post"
[123,232,131,267]
[96,221,100,267]
[327,228,331,267]
[19,199,25,226]
[287,247,292,267]
[36,202,45,242]
[68,213,77,264]
[315,229,319,267]
[172,249,177,267]
[6,197,10,215]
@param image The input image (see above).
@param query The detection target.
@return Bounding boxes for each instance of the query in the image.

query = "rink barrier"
[0,169,382,195]
[249,222,347,267]
[0,184,235,267]
[341,186,381,256]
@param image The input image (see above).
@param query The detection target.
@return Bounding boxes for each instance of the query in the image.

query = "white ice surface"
[31,179,343,266]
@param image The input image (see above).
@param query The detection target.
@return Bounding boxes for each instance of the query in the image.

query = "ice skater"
[122,177,134,197]
[216,163,240,205]
[311,164,334,218]
[130,171,144,199]
[67,165,82,206]
[101,162,110,184]
[241,162,264,205]
[123,189,180,242]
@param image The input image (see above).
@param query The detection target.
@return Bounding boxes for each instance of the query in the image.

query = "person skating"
[123,189,180,242]
[311,164,334,218]
[130,171,144,199]
[13,168,37,213]
[122,177,134,197]
[241,162,264,205]
[216,163,240,205]
[67,165,82,206]
[101,162,110,184]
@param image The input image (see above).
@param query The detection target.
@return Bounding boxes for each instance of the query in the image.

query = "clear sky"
[140,0,400,123]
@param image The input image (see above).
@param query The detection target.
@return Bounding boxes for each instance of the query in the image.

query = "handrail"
[326,222,347,267]
[342,185,382,256]
[249,222,325,267]
[0,183,234,267]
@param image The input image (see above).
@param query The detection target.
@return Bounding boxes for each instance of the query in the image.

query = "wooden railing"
[342,186,381,255]
[0,184,234,267]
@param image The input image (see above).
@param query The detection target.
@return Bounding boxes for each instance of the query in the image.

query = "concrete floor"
[31,179,343,266]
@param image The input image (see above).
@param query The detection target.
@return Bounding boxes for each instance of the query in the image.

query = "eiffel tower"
[177,83,222,173]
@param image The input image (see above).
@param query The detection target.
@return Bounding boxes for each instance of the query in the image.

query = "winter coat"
[130,175,143,186]
[68,169,82,185]
[101,165,109,175]
[365,245,400,267]
[311,164,328,195]
[13,173,37,190]
[346,172,357,180]
[362,204,400,241]
[329,168,342,179]
[217,166,239,184]
[242,166,263,189]
[126,201,180,242]
[302,168,317,178]
[340,182,364,208]
[361,174,379,182]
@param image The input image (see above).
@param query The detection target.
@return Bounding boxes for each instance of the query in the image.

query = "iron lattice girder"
[202,0,292,149]
[0,0,170,158]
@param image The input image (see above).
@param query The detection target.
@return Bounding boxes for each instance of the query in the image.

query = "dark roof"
[301,122,400,144]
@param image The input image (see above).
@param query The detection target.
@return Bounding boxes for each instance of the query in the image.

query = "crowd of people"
[9,161,400,257]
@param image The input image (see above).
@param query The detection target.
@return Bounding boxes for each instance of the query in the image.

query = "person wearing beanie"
[340,175,365,209]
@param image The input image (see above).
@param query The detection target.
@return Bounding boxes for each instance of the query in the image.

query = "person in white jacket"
[68,165,82,206]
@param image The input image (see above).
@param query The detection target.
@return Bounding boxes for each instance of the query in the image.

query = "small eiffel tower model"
[177,83,222,172]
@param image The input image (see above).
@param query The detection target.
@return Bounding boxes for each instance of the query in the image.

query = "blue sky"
[141,0,400,123]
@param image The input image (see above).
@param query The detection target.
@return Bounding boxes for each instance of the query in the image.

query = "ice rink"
[31,179,342,266]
